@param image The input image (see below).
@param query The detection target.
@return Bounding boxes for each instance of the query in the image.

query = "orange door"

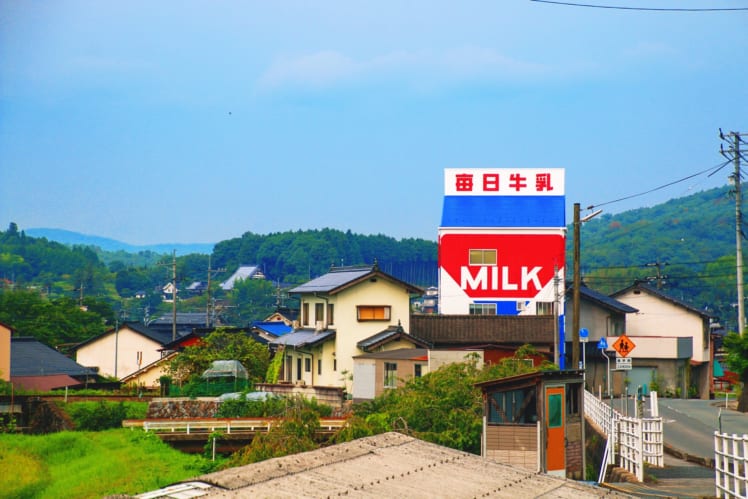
[545,386,565,474]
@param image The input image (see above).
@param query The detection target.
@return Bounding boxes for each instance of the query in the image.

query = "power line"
[530,0,748,11]
[587,160,732,211]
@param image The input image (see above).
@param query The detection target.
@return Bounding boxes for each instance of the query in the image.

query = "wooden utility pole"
[572,203,581,370]
[722,130,746,335]
[171,250,177,341]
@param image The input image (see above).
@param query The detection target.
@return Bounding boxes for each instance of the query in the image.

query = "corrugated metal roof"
[156,432,632,498]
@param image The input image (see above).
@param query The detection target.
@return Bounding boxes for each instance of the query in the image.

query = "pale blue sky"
[1,1,746,245]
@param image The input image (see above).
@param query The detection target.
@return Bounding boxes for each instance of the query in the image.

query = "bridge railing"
[123,417,348,434]
[714,431,748,499]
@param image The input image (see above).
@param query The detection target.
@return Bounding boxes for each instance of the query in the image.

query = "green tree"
[225,397,320,466]
[352,346,554,454]
[723,332,748,412]
[167,328,270,385]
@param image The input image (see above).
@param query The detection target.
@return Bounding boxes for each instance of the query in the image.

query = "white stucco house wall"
[271,264,423,395]
[74,322,174,380]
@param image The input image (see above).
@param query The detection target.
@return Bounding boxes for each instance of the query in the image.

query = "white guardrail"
[714,431,748,499]
[584,390,664,483]
[123,418,347,434]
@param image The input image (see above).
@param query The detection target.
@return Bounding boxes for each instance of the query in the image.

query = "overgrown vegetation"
[224,397,321,466]
[0,429,217,499]
[216,394,332,418]
[349,346,555,454]
[62,401,147,431]
[722,332,748,412]
[167,328,269,390]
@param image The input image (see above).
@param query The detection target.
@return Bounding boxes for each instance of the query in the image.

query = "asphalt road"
[631,397,748,460]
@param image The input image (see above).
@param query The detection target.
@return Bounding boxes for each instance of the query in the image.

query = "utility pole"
[205,255,225,328]
[722,130,746,335]
[645,261,668,289]
[572,203,581,370]
[572,203,603,371]
[171,250,177,341]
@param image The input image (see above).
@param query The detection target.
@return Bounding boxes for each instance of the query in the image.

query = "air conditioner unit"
[315,320,325,331]
[516,301,527,312]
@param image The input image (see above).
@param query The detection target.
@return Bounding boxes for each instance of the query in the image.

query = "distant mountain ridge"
[25,228,213,256]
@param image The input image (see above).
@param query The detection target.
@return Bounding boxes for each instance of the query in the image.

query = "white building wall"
[615,290,709,363]
[75,327,163,379]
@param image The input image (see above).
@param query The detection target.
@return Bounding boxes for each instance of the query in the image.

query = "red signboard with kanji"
[612,334,636,358]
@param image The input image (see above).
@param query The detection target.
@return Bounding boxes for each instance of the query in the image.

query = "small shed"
[475,369,585,479]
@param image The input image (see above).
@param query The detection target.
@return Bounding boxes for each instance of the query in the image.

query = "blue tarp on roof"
[252,321,293,337]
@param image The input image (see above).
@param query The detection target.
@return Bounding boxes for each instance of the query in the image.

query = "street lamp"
[572,203,602,370]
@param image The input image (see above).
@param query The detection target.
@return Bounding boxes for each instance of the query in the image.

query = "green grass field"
[0,429,217,499]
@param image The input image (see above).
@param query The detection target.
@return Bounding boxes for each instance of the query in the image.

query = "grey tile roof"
[353,348,429,360]
[568,285,638,314]
[11,337,96,377]
[612,282,714,318]
[289,266,376,294]
[73,321,173,351]
[271,328,335,348]
[357,325,431,351]
[220,265,262,290]
[289,265,422,295]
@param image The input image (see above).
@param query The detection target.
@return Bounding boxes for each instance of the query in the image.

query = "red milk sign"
[439,232,565,299]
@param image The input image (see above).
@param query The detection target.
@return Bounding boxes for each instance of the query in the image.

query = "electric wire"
[530,0,748,11]
[587,160,732,211]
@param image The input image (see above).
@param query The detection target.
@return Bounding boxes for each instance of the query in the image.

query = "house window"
[384,362,397,388]
[357,305,391,321]
[469,303,496,315]
[302,303,309,326]
[305,358,311,373]
[469,249,497,266]
[548,393,563,428]
[286,355,292,381]
[488,387,537,424]
[296,358,302,380]
[414,364,423,378]
[317,359,322,375]
[536,301,554,315]
[566,385,580,416]
[315,303,324,324]
[327,303,334,325]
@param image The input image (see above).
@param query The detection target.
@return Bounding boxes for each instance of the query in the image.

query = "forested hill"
[211,229,438,286]
[1,184,743,330]
[574,185,740,328]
